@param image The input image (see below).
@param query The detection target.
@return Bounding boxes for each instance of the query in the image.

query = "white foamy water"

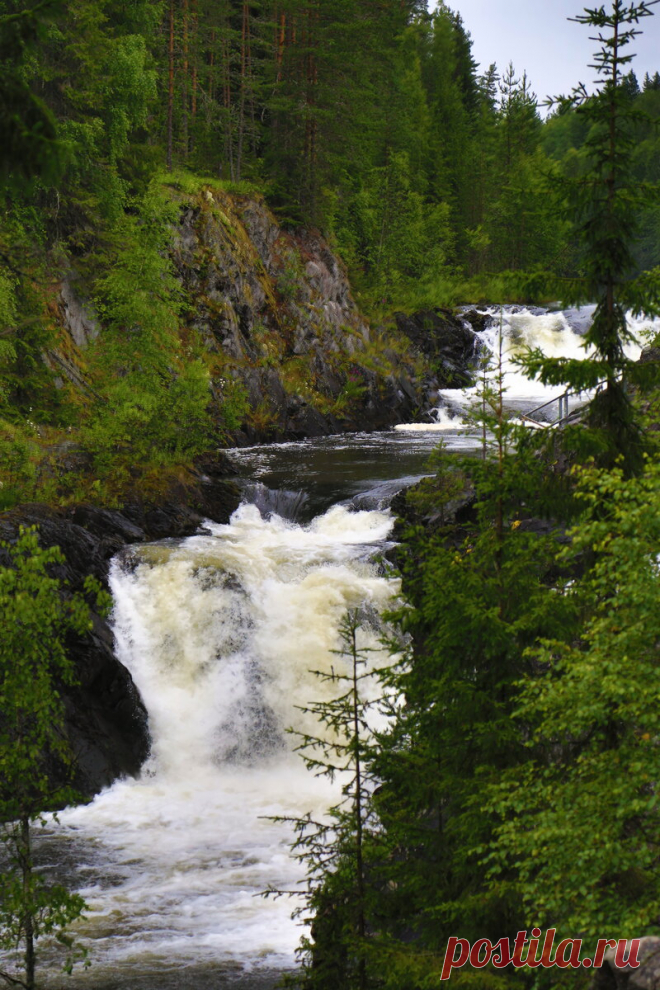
[402,306,657,433]
[27,304,659,987]
[40,504,397,987]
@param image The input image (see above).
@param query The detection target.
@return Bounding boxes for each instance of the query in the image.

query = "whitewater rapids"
[40,504,397,988]
[397,305,655,432]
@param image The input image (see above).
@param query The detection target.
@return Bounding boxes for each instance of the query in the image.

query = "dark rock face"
[394,309,480,387]
[461,308,496,336]
[49,191,427,441]
[169,191,422,439]
[639,345,660,368]
[0,468,242,798]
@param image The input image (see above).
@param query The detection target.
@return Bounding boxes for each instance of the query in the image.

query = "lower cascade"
[44,503,397,988]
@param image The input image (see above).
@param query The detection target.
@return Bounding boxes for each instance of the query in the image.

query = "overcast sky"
[433,1,660,106]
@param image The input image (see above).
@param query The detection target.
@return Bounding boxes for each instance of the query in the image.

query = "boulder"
[461,308,496,335]
[592,938,660,989]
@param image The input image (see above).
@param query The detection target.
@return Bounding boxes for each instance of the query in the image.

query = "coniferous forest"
[1,0,660,498]
[2,0,660,989]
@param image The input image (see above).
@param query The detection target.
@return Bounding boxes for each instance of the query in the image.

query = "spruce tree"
[369,339,576,985]
[522,0,660,474]
[266,611,387,990]
[488,453,660,949]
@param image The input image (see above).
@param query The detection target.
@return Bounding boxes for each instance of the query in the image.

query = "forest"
[1,0,660,507]
[1,0,660,988]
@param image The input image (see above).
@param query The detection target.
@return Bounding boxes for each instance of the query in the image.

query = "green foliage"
[268,612,388,990]
[519,1,660,473]
[80,184,214,484]
[0,427,37,510]
[102,34,156,165]
[0,269,17,411]
[0,0,63,189]
[488,457,660,939]
[370,352,576,967]
[0,527,108,988]
[277,249,305,302]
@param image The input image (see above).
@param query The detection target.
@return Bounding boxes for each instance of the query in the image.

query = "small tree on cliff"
[0,526,107,990]
[522,0,660,474]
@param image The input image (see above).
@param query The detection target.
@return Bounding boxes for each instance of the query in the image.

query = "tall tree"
[523,0,660,474]
[267,612,386,990]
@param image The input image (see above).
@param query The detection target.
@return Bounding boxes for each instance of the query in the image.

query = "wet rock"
[461,308,496,335]
[72,506,146,543]
[287,404,337,438]
[0,472,242,797]
[394,309,480,387]
[639,345,660,365]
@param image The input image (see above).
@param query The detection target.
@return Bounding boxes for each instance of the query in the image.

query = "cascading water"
[398,305,657,433]
[40,505,397,989]
[28,304,660,988]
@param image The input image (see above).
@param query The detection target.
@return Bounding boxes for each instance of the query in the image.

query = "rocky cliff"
[171,188,432,437]
[51,185,432,442]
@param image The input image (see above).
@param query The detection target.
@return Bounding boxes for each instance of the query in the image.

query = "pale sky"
[433,0,660,106]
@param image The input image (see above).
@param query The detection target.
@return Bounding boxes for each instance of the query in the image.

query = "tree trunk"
[191,0,198,129]
[167,0,175,170]
[181,0,189,158]
[237,1,249,181]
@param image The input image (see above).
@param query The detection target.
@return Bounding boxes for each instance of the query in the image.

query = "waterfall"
[397,306,655,433]
[46,504,397,988]
[34,302,660,988]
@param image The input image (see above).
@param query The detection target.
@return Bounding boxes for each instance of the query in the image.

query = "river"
[28,306,655,988]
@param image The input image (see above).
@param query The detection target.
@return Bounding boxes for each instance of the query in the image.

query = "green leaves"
[489,457,660,937]
[0,0,63,189]
[520,2,659,473]
[0,526,98,985]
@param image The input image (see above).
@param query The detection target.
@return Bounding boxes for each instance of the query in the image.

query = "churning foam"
[42,504,397,985]
[430,307,654,428]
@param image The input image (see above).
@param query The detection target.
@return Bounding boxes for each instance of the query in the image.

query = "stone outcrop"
[45,188,488,439]
[592,938,660,989]
[394,308,481,388]
[169,189,422,438]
